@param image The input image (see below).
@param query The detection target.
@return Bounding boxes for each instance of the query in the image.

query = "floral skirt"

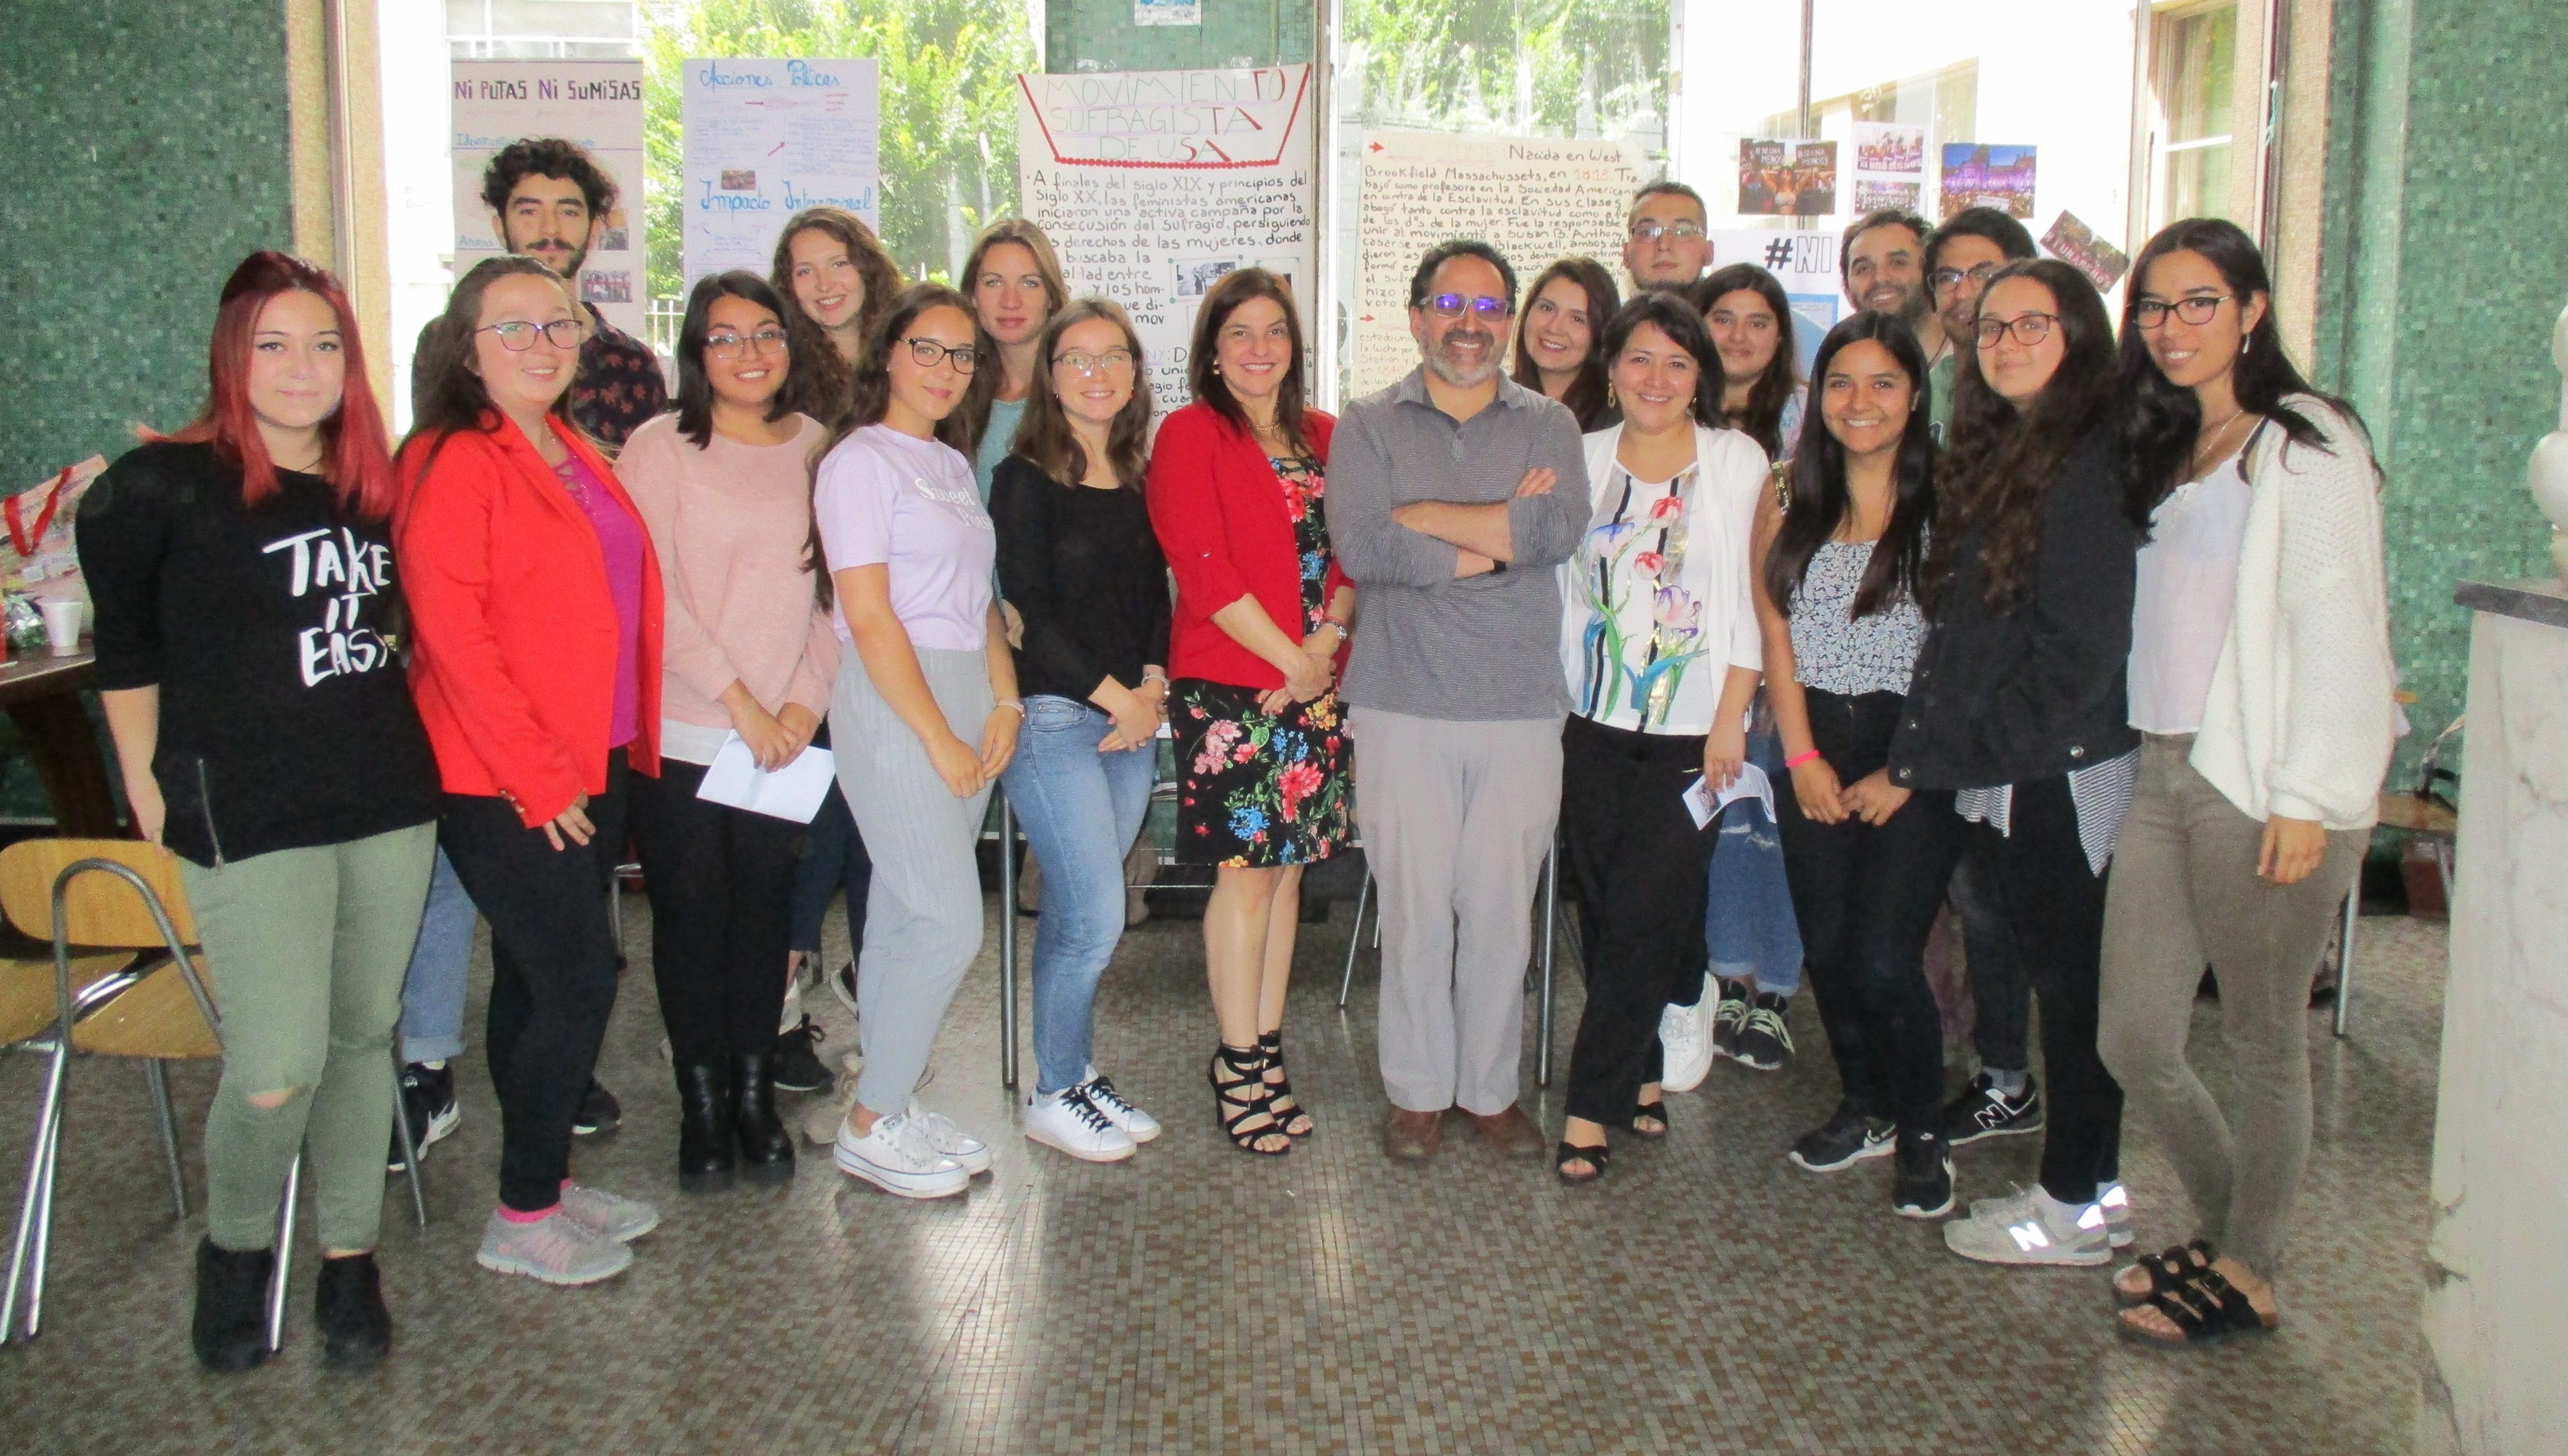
[1170,678,1351,868]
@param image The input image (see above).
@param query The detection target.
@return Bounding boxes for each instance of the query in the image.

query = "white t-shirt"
[813,424,995,651]
[2129,449,2253,734]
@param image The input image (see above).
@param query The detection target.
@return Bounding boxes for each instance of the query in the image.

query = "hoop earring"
[1606,384,1618,408]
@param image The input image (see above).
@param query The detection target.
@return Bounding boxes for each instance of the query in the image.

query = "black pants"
[631,760,802,1065]
[1558,715,1715,1126]
[1774,690,1956,1136]
[1967,774,2123,1203]
[439,755,632,1213]
[1951,857,2030,1071]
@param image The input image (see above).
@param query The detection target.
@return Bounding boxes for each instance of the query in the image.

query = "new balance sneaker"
[386,1061,460,1172]
[572,1078,621,1137]
[1943,1071,2044,1147]
[833,1107,970,1198]
[1024,1084,1136,1163]
[831,960,860,1019]
[1659,991,1715,1094]
[1942,1186,2114,1267]
[1078,1067,1161,1143]
[1731,993,1794,1072]
[559,1181,660,1242]
[2098,1180,2135,1250]
[1891,1129,1955,1219]
[1708,977,1750,1062]
[1788,1104,1896,1172]
[907,1100,993,1175]
[476,1208,633,1286]
[773,1016,830,1093]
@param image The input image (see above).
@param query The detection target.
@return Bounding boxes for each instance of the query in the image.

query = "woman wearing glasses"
[813,284,1020,1198]
[1510,258,1620,431]
[2096,218,2393,1348]
[1886,259,2141,1269]
[402,256,665,1286]
[1147,268,1351,1157]
[617,271,838,1192]
[990,299,1169,1162]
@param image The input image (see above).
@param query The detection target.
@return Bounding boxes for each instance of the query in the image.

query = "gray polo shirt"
[1330,368,1588,722]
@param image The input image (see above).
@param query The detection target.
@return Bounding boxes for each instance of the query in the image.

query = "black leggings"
[631,760,802,1065]
[1558,715,1715,1126]
[439,756,632,1213]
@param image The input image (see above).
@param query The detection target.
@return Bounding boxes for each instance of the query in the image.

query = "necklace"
[2192,409,2252,475]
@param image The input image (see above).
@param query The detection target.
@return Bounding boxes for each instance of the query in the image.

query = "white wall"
[380,0,457,433]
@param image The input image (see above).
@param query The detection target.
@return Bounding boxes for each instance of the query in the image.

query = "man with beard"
[1622,181,1715,293]
[1328,241,1588,1163]
[1920,207,2037,442]
[1839,206,1941,378]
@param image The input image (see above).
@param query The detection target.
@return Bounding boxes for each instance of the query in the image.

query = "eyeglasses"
[1975,312,2058,348]
[705,327,789,359]
[2133,294,2235,328]
[899,336,980,373]
[1053,347,1135,376]
[478,318,587,351]
[1929,263,2002,294]
[1629,220,1706,243]
[1423,293,1513,321]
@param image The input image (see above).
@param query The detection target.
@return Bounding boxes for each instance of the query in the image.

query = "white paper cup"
[39,598,83,657]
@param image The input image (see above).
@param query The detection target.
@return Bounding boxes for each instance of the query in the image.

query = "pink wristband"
[1783,749,1822,769]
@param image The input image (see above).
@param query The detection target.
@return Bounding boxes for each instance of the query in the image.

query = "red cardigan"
[1145,402,1347,690]
[398,414,662,827]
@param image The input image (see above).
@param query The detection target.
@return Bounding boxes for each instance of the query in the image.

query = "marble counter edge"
[2454,578,2568,630]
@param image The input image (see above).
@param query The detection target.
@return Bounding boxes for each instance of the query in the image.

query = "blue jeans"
[1703,719,1804,997]
[999,695,1157,1095]
[397,846,477,1064]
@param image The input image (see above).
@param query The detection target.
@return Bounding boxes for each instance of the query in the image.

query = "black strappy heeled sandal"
[1625,1099,1669,1140]
[1555,1140,1611,1185]
[1208,1044,1292,1156]
[1257,1029,1315,1138]
[2116,1239,2218,1309]
[2118,1264,2279,1351]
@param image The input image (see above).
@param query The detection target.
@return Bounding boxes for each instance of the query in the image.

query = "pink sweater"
[616,412,840,764]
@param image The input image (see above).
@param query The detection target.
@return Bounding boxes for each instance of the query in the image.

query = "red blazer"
[398,413,662,827]
[1145,402,1347,690]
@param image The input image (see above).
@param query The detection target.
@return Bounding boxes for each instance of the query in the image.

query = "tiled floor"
[0,893,2442,1454]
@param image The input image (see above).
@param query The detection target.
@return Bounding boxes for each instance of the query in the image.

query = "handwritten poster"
[1350,130,1642,399]
[450,59,647,340]
[1017,65,1316,418]
[682,57,881,287]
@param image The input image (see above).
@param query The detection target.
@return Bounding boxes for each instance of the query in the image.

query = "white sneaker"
[1972,1181,2137,1250]
[476,1208,633,1285]
[907,1099,993,1175]
[1943,1187,2114,1267]
[1024,1085,1136,1162]
[2098,1181,2135,1249]
[1079,1067,1161,1143]
[1658,988,1714,1093]
[558,1181,660,1242]
[833,1107,969,1198]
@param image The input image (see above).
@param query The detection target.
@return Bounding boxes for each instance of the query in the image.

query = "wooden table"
[0,648,121,837]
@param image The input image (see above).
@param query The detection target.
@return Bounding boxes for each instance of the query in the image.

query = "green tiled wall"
[0,2,295,491]
[1045,0,1311,74]
[2316,0,2564,774]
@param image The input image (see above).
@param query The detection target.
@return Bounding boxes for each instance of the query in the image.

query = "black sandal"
[1257,1029,1315,1138]
[2115,1239,2218,1309]
[2118,1265,2279,1350]
[1555,1140,1610,1185]
[1626,1100,1669,1140]
[1208,1044,1291,1156]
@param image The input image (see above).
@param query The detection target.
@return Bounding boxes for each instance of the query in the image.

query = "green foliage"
[642,0,1035,300]
[1345,0,1667,146]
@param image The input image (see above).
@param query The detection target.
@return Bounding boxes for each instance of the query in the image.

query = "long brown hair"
[1689,264,1802,461]
[1013,298,1152,493]
[951,219,1069,455]
[768,207,902,424]
[829,282,978,456]
[401,255,585,475]
[1510,257,1620,431]
[1186,268,1311,449]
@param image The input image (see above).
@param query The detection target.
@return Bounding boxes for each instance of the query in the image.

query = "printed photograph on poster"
[1133,0,1200,24]
[2040,211,2131,292]
[1940,144,2038,220]
[1855,121,1925,176]
[449,59,649,342]
[1852,178,1922,213]
[1739,140,1835,217]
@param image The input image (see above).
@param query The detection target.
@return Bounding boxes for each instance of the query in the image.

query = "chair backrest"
[0,839,199,949]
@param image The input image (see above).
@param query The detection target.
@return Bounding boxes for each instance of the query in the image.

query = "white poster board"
[450,60,647,341]
[1350,131,1643,400]
[1017,65,1316,419]
[681,57,882,288]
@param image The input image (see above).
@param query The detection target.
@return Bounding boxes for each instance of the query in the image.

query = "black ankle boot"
[731,1050,796,1185]
[314,1251,392,1372]
[191,1237,273,1373]
[675,1061,737,1193]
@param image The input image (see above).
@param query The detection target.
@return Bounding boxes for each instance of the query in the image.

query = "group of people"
[79,131,2393,1376]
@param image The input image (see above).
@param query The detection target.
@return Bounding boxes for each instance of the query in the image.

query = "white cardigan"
[2186,394,2397,830]
[1554,421,1768,735]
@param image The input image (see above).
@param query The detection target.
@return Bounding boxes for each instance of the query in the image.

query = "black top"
[78,441,442,867]
[989,453,1171,704]
[1888,427,2141,791]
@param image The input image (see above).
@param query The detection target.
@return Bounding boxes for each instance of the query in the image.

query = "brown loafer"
[1469,1103,1546,1159]
[1382,1107,1444,1161]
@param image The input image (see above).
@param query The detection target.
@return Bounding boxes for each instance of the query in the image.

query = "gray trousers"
[2096,733,2362,1276]
[1351,708,1563,1116]
[832,646,995,1117]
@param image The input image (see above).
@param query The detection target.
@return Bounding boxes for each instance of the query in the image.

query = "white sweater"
[2186,394,2397,830]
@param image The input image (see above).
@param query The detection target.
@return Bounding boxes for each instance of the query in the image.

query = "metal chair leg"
[392,1056,428,1229]
[266,1152,300,1353]
[997,794,1019,1092]
[23,1111,62,1342]
[1538,848,1558,1087]
[1337,874,1372,1010]
[2333,886,2357,1039]
[144,1058,187,1219]
[2,1040,70,1341]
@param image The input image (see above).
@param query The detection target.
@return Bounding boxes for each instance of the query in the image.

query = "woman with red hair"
[78,252,442,1373]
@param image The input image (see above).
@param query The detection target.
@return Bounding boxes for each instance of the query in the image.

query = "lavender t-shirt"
[556,453,645,747]
[813,424,994,651]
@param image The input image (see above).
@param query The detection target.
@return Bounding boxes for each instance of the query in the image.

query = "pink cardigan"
[616,413,838,760]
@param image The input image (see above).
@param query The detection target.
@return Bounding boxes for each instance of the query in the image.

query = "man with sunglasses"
[1920,207,2037,443]
[1623,181,1715,292]
[1330,240,1588,1165]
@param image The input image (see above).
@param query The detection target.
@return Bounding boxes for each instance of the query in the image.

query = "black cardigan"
[1888,427,2140,791]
